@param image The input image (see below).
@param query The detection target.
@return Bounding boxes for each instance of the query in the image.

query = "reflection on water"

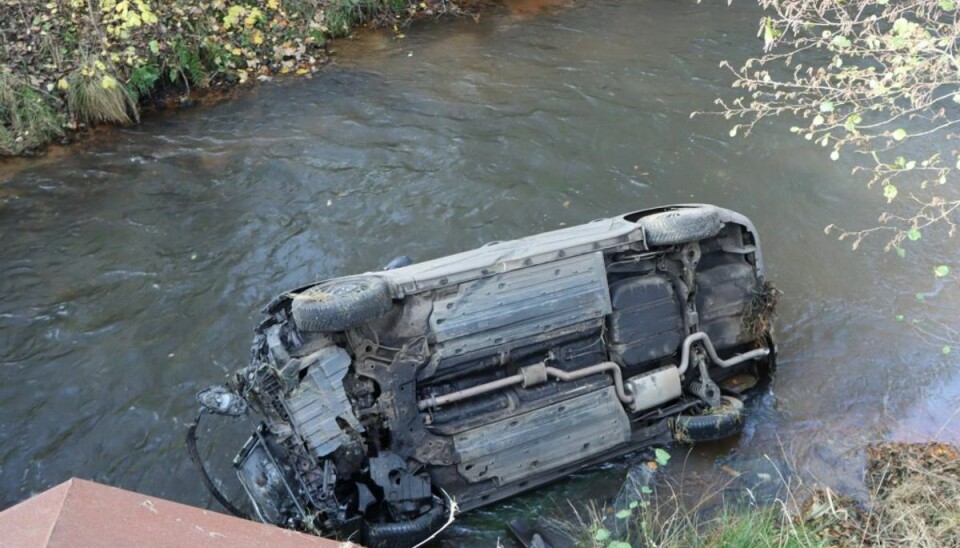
[1,0,958,544]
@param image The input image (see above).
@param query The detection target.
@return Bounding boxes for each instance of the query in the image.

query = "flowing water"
[2,0,959,544]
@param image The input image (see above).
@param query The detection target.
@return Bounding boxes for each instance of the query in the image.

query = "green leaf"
[944,346,953,356]
[149,40,160,54]
[895,314,905,322]
[831,35,852,49]
[640,485,652,494]
[655,448,671,466]
[884,184,898,202]
[813,115,824,126]
[594,528,611,542]
[844,115,861,132]
[892,128,907,141]
[907,228,922,241]
[895,246,906,258]
[607,542,632,548]
[820,101,834,113]
[615,509,632,519]
[629,500,639,509]
[830,150,840,161]
[935,265,950,277]
[940,0,956,10]
[916,293,926,302]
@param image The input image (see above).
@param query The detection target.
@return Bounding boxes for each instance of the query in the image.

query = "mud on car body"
[191,204,777,547]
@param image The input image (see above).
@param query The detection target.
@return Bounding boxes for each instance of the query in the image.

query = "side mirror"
[197,385,247,416]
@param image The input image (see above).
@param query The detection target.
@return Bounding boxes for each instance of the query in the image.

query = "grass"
[65,59,138,126]
[567,486,824,548]
[562,442,960,548]
[1,0,470,155]
[0,73,64,155]
[860,442,960,546]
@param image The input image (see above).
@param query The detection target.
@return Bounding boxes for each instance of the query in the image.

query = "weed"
[0,73,64,155]
[127,64,162,100]
[172,38,208,89]
[66,57,138,125]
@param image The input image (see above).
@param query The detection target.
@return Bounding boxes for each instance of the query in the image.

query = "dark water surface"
[2,0,958,544]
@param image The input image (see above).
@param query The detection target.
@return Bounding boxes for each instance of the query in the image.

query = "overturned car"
[191,204,776,546]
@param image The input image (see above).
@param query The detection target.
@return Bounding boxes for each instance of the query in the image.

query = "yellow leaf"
[267,0,279,8]
[101,75,118,90]
[94,60,106,71]
[244,8,264,28]
[57,78,69,90]
[237,69,249,83]
[296,68,309,75]
[251,29,264,45]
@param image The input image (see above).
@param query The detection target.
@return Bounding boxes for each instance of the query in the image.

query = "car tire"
[638,207,722,246]
[673,395,744,443]
[291,277,392,332]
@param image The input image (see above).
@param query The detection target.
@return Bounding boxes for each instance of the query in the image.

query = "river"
[1,0,958,545]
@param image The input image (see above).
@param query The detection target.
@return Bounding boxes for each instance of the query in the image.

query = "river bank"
[570,441,960,547]
[0,0,479,156]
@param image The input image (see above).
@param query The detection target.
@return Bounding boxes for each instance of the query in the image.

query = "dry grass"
[741,280,782,342]
[65,60,138,126]
[861,442,960,547]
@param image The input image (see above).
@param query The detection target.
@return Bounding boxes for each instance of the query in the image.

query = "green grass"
[701,507,825,548]
[574,502,826,548]
[0,73,64,155]
[567,476,826,548]
[566,442,960,547]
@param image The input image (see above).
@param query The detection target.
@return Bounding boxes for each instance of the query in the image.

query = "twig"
[411,489,458,548]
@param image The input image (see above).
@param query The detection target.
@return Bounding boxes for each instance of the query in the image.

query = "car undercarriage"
[190,204,777,547]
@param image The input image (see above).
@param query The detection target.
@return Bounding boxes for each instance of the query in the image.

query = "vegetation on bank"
[570,442,960,547]
[716,0,960,255]
[0,0,465,155]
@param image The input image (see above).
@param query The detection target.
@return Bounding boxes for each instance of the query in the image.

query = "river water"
[2,0,958,544]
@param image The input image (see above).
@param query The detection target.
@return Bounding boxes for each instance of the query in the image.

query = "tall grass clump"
[66,57,138,126]
[0,73,64,155]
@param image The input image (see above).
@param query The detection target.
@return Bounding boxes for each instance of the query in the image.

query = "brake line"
[185,412,248,519]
